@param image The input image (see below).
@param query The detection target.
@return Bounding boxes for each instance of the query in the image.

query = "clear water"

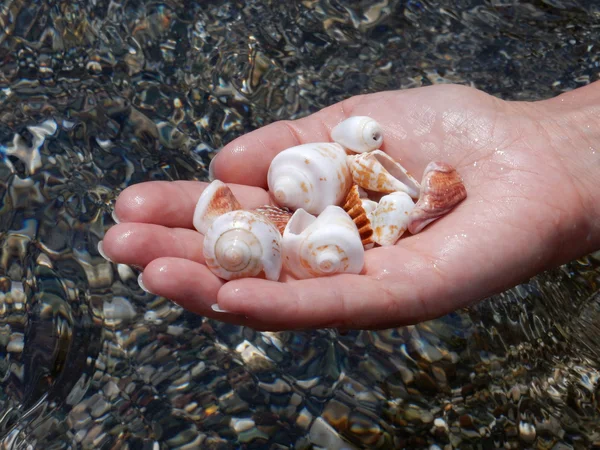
[0,0,599,448]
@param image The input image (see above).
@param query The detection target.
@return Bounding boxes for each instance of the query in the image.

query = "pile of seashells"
[193,116,467,282]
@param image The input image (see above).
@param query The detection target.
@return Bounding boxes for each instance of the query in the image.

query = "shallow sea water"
[1,0,600,448]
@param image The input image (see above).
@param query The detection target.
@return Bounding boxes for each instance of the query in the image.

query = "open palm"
[101,84,593,330]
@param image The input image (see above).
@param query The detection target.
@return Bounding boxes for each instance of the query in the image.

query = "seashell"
[193,180,242,235]
[370,192,415,246]
[342,185,374,248]
[361,199,378,215]
[347,150,421,199]
[203,210,282,281]
[356,185,369,199]
[408,161,467,234]
[282,205,364,279]
[267,142,353,215]
[331,116,383,153]
[252,205,293,234]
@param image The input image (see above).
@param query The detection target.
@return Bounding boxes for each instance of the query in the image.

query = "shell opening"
[214,229,259,273]
[373,152,419,198]
[285,208,317,236]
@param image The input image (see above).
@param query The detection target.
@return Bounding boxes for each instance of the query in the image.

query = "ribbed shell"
[342,185,374,248]
[408,161,467,234]
[252,205,293,235]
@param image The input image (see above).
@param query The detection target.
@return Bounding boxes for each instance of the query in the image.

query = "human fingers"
[113,180,271,228]
[209,91,394,188]
[99,223,206,267]
[209,199,498,331]
[211,269,431,331]
[210,84,501,190]
[139,257,274,329]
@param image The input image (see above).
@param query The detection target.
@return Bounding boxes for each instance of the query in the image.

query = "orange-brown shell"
[252,205,293,235]
[208,184,242,217]
[194,180,244,234]
[408,161,466,234]
[342,185,374,248]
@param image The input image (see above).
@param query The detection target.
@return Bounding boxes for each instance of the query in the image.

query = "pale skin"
[100,82,600,331]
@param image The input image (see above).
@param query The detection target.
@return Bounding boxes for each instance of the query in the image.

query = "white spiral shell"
[267,142,353,215]
[369,191,415,246]
[203,210,282,281]
[282,205,364,279]
[330,116,383,153]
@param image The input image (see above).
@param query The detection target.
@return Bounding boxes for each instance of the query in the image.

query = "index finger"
[210,92,391,188]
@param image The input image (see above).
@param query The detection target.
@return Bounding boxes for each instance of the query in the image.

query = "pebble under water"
[1,0,600,448]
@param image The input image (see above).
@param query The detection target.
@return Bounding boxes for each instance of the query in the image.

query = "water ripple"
[0,0,599,448]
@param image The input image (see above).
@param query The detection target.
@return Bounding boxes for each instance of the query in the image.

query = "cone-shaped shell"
[282,205,364,279]
[193,180,242,234]
[203,210,282,281]
[267,142,353,215]
[331,116,383,153]
[370,192,415,246]
[408,161,467,234]
[252,205,293,235]
[347,150,421,199]
[342,185,374,248]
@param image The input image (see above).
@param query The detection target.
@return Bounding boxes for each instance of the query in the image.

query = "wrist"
[533,82,600,255]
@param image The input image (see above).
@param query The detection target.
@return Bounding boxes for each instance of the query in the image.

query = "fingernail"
[211,304,233,313]
[97,241,113,262]
[138,273,152,293]
[111,209,120,224]
[208,154,219,181]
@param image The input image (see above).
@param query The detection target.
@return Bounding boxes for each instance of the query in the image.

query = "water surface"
[1,1,600,448]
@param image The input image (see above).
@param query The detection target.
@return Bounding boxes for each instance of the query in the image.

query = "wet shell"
[252,205,293,235]
[370,192,415,246]
[342,185,374,248]
[267,142,353,215]
[408,161,467,234]
[331,116,383,153]
[282,205,364,279]
[203,210,282,281]
[347,150,421,199]
[193,180,242,234]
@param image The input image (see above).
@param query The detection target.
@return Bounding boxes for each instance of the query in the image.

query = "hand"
[99,83,600,331]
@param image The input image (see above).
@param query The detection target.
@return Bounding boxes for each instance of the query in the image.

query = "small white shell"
[267,142,353,215]
[203,210,282,281]
[331,116,383,153]
[282,205,364,279]
[193,180,242,235]
[369,192,415,246]
[347,150,421,199]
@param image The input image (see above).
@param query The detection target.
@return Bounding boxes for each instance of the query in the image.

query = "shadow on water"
[0,0,599,448]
